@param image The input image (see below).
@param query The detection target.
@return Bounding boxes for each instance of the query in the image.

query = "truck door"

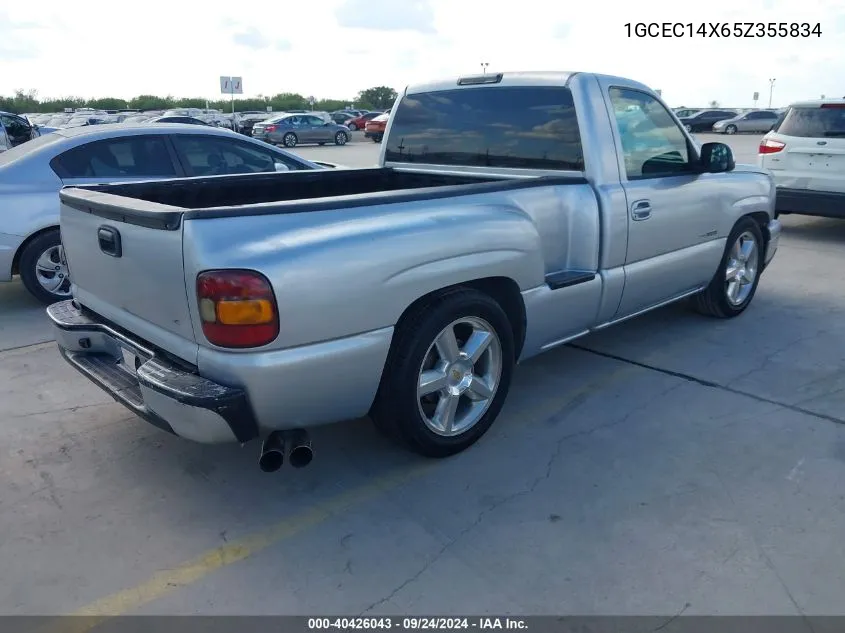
[600,84,728,318]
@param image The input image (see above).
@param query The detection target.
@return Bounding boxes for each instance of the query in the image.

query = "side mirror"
[699,142,735,173]
[274,162,290,172]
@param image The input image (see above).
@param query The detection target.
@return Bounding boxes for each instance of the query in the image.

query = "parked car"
[759,99,845,219]
[0,125,332,304]
[64,115,110,128]
[712,110,780,135]
[673,108,701,118]
[251,113,350,147]
[331,112,355,125]
[364,111,390,142]
[0,111,40,151]
[677,109,739,132]
[120,115,153,124]
[346,111,383,131]
[48,70,780,470]
[236,112,271,136]
[144,115,211,126]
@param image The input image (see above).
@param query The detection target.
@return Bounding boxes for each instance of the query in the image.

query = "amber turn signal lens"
[216,299,275,325]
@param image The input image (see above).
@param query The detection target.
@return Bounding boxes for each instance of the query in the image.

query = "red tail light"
[196,270,279,348]
[759,138,785,154]
[265,124,277,132]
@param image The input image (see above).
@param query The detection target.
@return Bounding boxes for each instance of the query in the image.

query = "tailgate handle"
[97,225,122,258]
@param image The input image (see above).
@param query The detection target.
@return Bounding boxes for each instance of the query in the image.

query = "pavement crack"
[710,469,814,633]
[653,602,690,631]
[360,384,680,615]
[9,402,109,420]
[568,344,845,427]
[0,340,53,354]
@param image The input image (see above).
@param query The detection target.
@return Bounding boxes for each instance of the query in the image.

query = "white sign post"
[753,91,759,108]
[220,75,244,117]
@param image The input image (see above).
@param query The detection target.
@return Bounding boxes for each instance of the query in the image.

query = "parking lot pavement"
[3,134,845,618]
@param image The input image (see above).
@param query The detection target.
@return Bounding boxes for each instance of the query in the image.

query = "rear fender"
[183,202,545,350]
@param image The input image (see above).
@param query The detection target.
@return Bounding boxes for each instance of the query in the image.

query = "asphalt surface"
[3,133,845,618]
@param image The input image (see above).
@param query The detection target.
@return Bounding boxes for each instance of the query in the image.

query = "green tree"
[176,97,208,109]
[128,94,176,110]
[356,86,398,110]
[87,97,129,110]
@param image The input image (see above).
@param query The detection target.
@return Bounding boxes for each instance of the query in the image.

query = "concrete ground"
[3,133,845,619]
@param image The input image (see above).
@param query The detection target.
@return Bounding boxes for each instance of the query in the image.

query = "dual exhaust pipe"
[258,429,313,472]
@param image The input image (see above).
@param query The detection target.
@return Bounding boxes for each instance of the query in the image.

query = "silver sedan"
[712,110,781,134]
[252,113,350,147]
[0,124,329,304]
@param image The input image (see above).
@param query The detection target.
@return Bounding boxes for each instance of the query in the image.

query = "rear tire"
[691,217,765,318]
[370,288,515,458]
[282,133,298,148]
[335,131,348,146]
[19,228,72,305]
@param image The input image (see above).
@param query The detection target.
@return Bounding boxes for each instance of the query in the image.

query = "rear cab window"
[384,86,584,171]
[775,105,845,137]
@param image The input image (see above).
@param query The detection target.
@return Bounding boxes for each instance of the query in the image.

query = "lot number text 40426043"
[624,22,822,38]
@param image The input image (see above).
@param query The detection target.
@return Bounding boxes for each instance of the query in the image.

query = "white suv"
[758,99,845,219]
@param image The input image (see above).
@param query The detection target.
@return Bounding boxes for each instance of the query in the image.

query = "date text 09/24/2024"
[307,618,527,631]
[624,22,822,38]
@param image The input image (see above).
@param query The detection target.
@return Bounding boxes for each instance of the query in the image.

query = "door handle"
[631,200,652,221]
[97,225,122,258]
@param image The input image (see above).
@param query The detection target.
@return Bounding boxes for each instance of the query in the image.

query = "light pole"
[768,78,776,108]
[480,62,489,75]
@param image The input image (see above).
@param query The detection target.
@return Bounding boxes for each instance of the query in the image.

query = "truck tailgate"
[59,188,198,363]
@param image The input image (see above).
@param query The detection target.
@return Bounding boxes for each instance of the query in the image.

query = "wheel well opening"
[12,226,59,276]
[397,277,527,359]
[747,211,771,248]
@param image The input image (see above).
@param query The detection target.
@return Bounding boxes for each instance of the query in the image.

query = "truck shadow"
[779,215,845,245]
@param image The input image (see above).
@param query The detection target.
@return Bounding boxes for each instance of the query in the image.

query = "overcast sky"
[2,0,843,108]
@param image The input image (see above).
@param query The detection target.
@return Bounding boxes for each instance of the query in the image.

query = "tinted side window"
[608,87,691,180]
[384,86,584,171]
[171,135,304,176]
[776,106,845,137]
[51,136,177,179]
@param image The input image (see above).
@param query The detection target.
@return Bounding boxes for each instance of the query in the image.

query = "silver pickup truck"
[49,71,781,471]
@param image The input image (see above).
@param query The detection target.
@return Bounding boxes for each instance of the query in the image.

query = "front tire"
[685,124,693,132]
[282,132,298,148]
[691,217,765,318]
[335,131,348,146]
[725,124,737,135]
[370,288,515,458]
[347,123,358,131]
[19,228,72,305]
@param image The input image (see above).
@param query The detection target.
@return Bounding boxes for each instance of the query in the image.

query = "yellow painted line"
[56,357,639,632]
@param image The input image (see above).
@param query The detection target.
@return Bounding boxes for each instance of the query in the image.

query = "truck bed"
[58,167,585,229]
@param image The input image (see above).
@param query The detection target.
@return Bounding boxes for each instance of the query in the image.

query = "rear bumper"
[48,300,395,444]
[364,130,384,138]
[48,300,258,444]
[775,187,845,219]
